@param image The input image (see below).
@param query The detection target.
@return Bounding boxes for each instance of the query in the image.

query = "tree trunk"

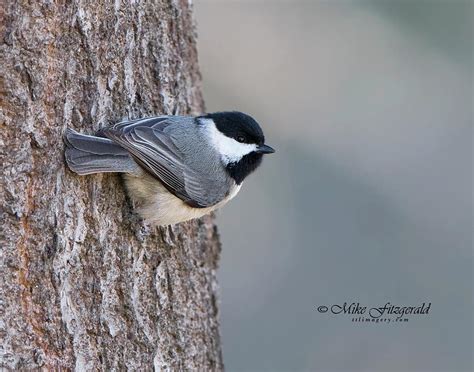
[1,1,223,370]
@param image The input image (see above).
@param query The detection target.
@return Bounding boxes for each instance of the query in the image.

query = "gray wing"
[102,116,227,208]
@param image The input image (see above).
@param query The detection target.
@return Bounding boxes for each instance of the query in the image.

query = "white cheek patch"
[202,119,257,164]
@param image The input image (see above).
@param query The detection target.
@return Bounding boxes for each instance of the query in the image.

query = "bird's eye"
[237,135,246,143]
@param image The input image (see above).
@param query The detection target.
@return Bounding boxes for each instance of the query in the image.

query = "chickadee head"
[198,111,275,184]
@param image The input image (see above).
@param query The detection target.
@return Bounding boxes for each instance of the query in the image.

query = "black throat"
[225,152,263,185]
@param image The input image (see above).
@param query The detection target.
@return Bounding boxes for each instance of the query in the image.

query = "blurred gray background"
[194,1,472,371]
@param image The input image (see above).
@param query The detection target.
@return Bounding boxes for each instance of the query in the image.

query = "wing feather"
[102,116,225,208]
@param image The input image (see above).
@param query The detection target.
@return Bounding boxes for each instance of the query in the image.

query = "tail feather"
[64,128,141,175]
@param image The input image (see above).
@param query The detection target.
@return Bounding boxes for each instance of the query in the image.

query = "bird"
[64,111,275,226]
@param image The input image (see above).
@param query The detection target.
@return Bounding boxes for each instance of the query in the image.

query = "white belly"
[124,173,241,226]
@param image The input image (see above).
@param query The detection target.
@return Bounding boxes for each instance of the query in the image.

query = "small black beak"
[256,144,275,154]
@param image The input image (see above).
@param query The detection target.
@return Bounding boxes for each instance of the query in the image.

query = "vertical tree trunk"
[1,1,223,370]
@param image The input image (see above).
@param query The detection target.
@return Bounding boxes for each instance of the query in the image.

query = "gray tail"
[64,128,141,175]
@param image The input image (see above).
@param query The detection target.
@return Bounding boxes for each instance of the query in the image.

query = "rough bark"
[0,1,223,370]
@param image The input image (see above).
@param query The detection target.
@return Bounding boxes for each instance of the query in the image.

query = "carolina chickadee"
[64,111,275,225]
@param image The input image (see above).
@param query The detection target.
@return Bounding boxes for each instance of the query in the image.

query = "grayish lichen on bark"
[0,1,223,370]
